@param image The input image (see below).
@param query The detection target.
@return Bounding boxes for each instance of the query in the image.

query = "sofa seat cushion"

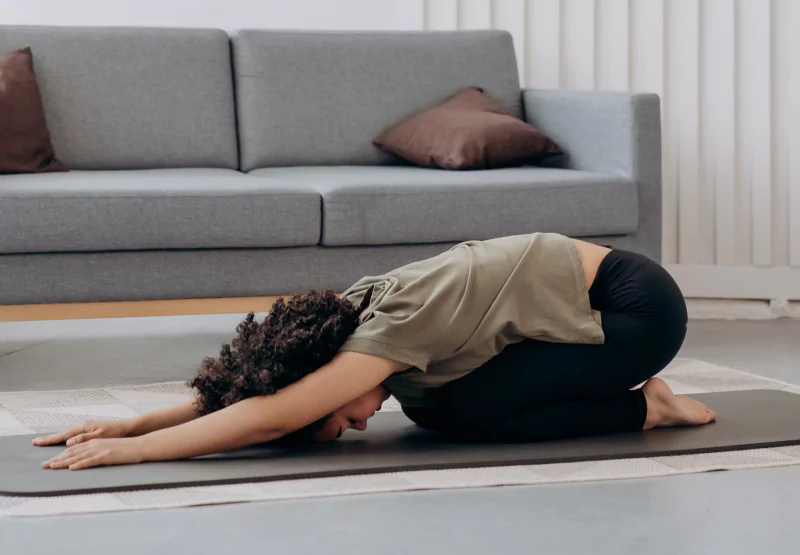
[249,166,638,246]
[0,169,321,254]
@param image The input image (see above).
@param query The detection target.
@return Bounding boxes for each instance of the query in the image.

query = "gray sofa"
[0,26,661,305]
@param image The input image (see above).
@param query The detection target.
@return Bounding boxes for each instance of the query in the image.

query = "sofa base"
[0,235,653,305]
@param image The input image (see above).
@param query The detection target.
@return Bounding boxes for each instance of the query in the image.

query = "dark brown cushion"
[373,87,561,170]
[0,47,67,174]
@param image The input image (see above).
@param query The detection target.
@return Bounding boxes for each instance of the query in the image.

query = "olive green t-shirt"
[339,233,605,408]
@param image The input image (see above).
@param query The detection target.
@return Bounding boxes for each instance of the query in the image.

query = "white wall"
[4,0,799,301]
[0,0,423,30]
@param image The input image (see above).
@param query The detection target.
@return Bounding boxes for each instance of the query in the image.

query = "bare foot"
[642,377,717,430]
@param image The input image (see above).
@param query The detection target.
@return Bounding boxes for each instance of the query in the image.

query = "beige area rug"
[1,358,800,519]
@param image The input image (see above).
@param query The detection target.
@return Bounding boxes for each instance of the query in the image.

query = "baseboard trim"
[686,299,800,320]
[664,264,800,301]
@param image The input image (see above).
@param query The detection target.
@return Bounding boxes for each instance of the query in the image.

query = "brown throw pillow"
[374,87,561,170]
[0,47,67,174]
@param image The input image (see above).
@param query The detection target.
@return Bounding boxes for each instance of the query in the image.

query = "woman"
[35,233,716,470]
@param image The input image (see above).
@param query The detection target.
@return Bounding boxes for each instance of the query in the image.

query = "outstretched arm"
[33,398,201,447]
[128,399,202,436]
[42,352,406,470]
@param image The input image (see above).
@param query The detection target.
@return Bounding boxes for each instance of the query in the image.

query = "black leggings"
[403,248,688,442]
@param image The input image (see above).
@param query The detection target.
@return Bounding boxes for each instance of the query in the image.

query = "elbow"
[247,426,286,445]
[236,396,292,445]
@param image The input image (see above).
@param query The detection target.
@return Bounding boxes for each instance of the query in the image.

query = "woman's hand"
[41,437,145,470]
[32,419,135,447]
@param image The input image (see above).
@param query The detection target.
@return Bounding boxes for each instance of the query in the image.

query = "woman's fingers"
[32,424,85,446]
[68,452,109,471]
[42,443,109,471]
[42,442,93,468]
[66,430,102,447]
[34,421,110,447]
[41,438,140,471]
[46,452,88,469]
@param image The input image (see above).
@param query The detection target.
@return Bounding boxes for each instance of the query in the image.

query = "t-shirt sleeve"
[338,246,475,371]
[338,311,435,371]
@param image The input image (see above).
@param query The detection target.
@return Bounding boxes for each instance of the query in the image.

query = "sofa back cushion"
[0,26,238,170]
[233,30,521,170]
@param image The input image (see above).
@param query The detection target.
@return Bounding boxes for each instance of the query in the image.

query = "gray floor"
[680,319,800,384]
[1,318,799,554]
[2,466,800,555]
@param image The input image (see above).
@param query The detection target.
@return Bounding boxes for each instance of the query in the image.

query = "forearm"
[127,398,202,437]
[137,396,281,462]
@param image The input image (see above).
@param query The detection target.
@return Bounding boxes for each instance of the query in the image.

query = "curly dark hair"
[187,290,361,440]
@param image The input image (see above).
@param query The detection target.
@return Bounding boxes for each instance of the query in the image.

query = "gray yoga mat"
[2,390,799,497]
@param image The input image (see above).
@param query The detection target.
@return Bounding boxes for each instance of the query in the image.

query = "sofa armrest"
[522,89,662,261]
